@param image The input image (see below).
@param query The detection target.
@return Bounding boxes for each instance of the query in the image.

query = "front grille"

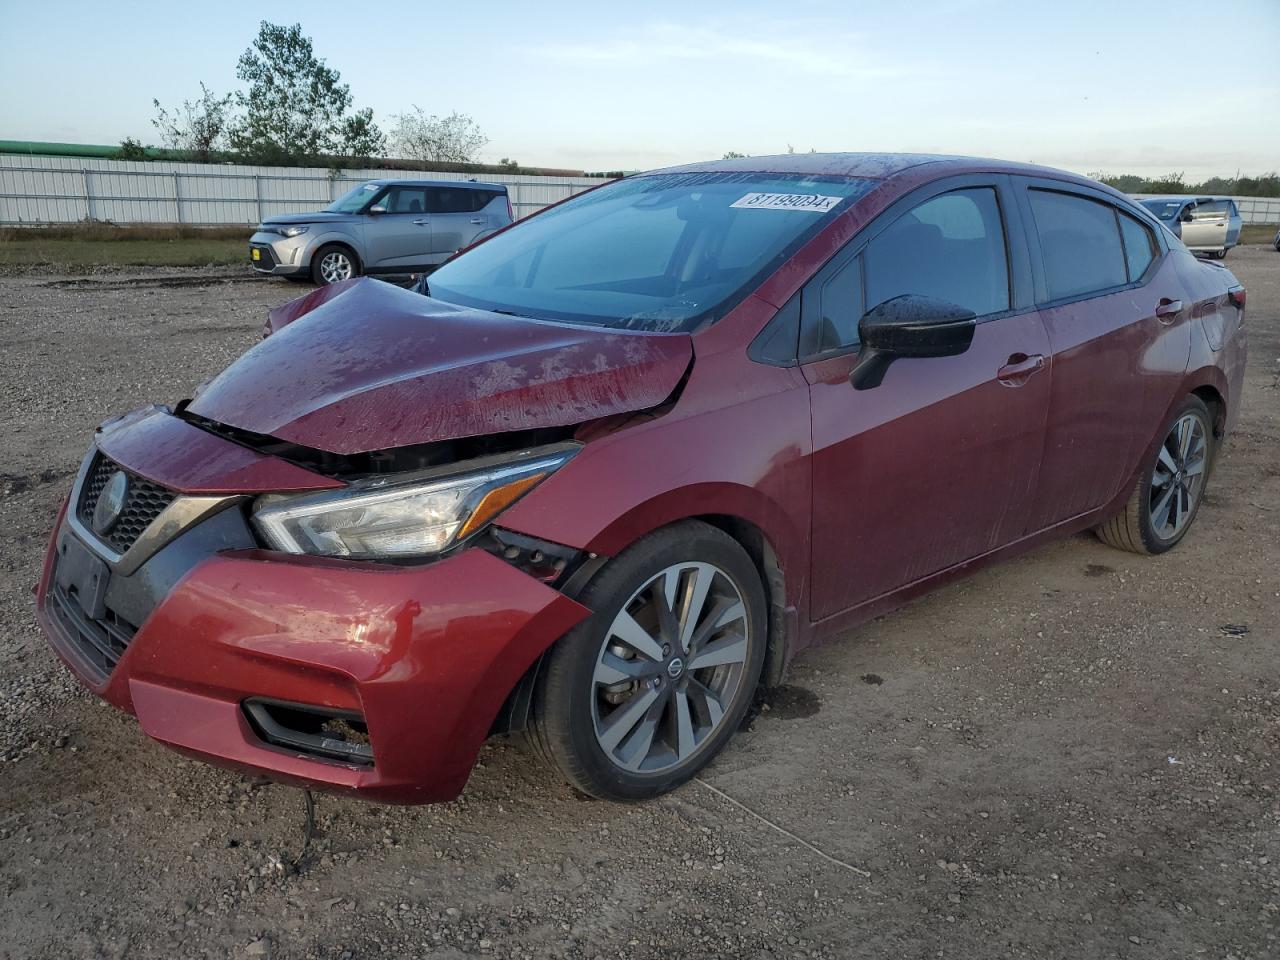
[76,455,176,554]
[46,580,138,680]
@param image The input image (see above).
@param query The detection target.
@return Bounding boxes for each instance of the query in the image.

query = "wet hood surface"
[187,278,693,455]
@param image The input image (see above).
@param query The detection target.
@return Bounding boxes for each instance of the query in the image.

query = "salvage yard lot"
[1,248,1278,959]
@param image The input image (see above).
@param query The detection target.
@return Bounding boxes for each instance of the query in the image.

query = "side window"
[864,188,1010,318]
[1118,212,1157,281]
[817,256,863,352]
[1028,189,1127,300]
[383,187,428,214]
[429,188,483,214]
[1194,199,1229,219]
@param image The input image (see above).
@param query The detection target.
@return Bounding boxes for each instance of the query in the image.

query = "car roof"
[364,178,506,190]
[645,152,1096,185]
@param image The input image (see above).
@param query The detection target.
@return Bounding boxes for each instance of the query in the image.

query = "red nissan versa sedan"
[36,154,1247,804]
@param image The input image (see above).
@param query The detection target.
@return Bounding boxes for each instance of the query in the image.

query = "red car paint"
[190,277,693,455]
[35,154,1246,803]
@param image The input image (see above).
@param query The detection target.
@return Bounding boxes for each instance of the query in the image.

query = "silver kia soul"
[249,179,514,284]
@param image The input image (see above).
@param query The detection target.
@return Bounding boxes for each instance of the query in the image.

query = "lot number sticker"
[731,192,843,213]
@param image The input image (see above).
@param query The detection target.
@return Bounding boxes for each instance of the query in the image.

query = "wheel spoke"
[1178,418,1194,459]
[1157,445,1179,476]
[610,609,665,662]
[1184,456,1206,477]
[678,564,714,652]
[674,689,695,760]
[594,650,660,686]
[615,693,666,769]
[597,685,660,753]
[1151,483,1177,532]
[687,596,745,652]
[652,573,680,645]
[686,678,725,728]
[688,631,748,670]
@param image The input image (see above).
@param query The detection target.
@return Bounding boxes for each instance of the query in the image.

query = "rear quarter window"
[1118,212,1157,281]
[1028,190,1127,301]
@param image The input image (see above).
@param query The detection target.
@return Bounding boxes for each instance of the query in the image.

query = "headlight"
[251,450,574,559]
[281,225,309,238]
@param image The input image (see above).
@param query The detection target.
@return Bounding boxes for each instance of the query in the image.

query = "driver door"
[364,185,433,269]
[803,178,1052,620]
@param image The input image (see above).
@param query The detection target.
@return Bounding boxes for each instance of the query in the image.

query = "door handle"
[412,218,429,225]
[997,353,1046,386]
[1155,298,1183,323]
[469,217,486,224]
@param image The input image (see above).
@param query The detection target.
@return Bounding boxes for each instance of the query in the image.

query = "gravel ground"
[1,249,1278,960]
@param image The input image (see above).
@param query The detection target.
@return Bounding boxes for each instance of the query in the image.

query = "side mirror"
[368,204,387,215]
[850,294,977,391]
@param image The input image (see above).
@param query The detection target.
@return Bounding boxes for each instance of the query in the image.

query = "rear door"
[427,187,493,259]
[1016,180,1189,531]
[803,176,1052,620]
[364,185,433,269]
[1182,198,1230,252]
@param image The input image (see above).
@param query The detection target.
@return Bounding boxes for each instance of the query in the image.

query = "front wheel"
[1095,395,1213,554]
[310,245,360,285]
[528,521,767,801]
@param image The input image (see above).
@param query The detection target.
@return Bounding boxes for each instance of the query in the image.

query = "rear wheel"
[529,521,766,800]
[311,245,360,285]
[1095,395,1213,554]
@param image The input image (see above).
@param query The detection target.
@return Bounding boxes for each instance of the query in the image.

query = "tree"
[228,21,383,164]
[338,107,386,161]
[115,137,147,161]
[722,151,746,160]
[389,108,487,164]
[152,83,234,162]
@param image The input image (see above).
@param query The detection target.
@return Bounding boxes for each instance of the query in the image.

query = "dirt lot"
[1,248,1278,960]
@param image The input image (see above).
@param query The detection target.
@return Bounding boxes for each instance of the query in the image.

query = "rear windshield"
[1139,199,1186,222]
[425,172,877,332]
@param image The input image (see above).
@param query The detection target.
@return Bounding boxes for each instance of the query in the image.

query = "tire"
[310,244,360,285]
[1094,395,1214,555]
[528,521,767,801]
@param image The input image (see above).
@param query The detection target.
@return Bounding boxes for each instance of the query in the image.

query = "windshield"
[425,172,877,332]
[1140,199,1187,222]
[326,182,383,214]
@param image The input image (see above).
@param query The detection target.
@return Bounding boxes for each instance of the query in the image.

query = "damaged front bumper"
[34,411,591,804]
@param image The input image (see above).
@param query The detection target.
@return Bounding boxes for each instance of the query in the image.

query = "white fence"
[4,155,1278,227]
[0,154,607,226]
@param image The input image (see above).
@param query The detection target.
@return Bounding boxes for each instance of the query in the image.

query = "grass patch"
[0,224,249,269]
[1239,223,1279,245]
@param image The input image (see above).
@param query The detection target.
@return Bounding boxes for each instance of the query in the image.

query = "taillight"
[1228,286,1246,310]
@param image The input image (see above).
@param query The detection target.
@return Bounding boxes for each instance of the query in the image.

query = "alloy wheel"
[592,562,750,774]
[1150,412,1208,541]
[319,251,354,283]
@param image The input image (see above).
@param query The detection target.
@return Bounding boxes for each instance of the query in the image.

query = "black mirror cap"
[850,295,977,391]
[859,294,977,357]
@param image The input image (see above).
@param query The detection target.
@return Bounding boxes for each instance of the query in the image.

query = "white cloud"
[530,20,908,80]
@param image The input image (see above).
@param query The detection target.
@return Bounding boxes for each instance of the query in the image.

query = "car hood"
[261,212,357,226]
[187,278,694,455]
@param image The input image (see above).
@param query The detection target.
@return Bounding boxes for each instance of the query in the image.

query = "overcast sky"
[2,0,1277,178]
